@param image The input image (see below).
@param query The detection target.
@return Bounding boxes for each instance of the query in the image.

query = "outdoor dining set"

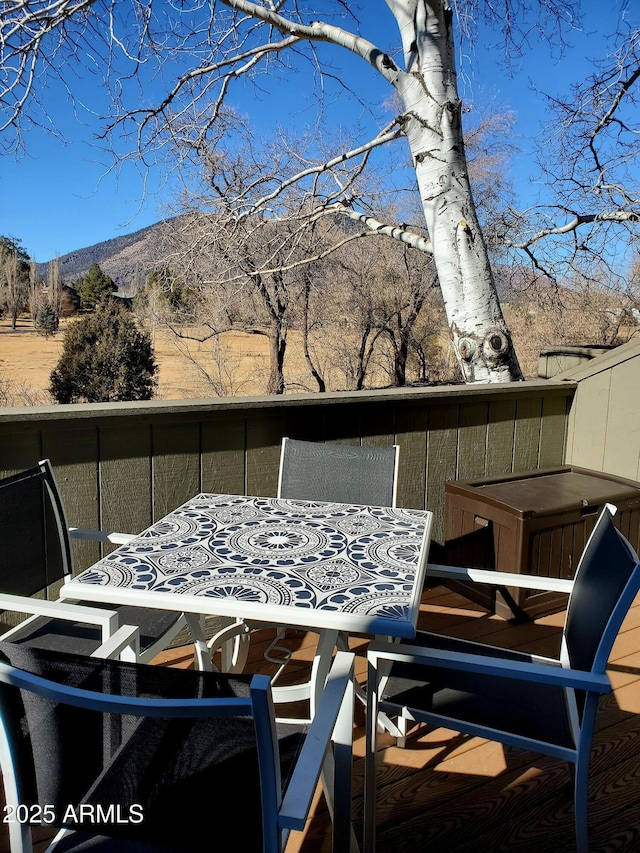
[0,438,639,853]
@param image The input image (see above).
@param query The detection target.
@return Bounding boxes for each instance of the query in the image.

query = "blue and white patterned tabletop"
[65,494,434,638]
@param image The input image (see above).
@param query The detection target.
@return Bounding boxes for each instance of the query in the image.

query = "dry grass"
[0,314,396,403]
[0,316,304,402]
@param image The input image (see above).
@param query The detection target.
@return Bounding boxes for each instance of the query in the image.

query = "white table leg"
[183,613,213,672]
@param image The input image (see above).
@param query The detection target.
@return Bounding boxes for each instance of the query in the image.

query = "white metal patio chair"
[364,504,640,853]
[0,460,189,663]
[0,641,354,853]
[208,438,399,718]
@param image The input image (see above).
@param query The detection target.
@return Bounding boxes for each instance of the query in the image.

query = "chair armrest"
[0,593,120,636]
[92,625,141,661]
[279,650,355,831]
[426,563,575,593]
[368,639,611,693]
[69,527,136,545]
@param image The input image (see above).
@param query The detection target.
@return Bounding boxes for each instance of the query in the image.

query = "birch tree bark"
[384,0,521,381]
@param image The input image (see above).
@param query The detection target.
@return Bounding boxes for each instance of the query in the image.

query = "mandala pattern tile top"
[70,494,433,634]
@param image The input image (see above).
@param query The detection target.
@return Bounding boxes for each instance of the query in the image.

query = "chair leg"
[264,627,293,675]
[364,656,381,853]
[573,755,590,853]
[270,630,341,724]
[0,716,33,853]
[207,620,251,673]
[573,696,599,853]
[396,715,410,748]
[222,629,250,673]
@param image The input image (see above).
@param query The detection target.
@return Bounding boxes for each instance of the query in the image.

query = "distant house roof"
[554,336,640,381]
[109,292,134,308]
[538,345,617,379]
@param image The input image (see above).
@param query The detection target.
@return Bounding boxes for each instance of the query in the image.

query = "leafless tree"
[0,1,529,382]
[0,370,50,406]
[28,260,39,323]
[301,233,442,390]
[507,16,640,282]
[0,246,27,329]
[299,267,327,393]
[377,247,440,387]
[48,257,62,323]
[155,114,383,394]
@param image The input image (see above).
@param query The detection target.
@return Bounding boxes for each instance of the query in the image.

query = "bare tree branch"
[322,201,433,254]
[510,209,640,250]
[0,0,99,143]
[7,0,618,383]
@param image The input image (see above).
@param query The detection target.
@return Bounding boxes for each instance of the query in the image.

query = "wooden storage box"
[444,466,640,620]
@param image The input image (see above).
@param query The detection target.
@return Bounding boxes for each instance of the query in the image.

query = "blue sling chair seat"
[0,460,189,662]
[0,642,354,853]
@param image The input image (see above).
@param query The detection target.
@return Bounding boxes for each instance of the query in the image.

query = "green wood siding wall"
[0,381,573,571]
[564,342,640,481]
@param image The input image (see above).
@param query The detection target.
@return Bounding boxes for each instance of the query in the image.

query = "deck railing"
[0,380,575,573]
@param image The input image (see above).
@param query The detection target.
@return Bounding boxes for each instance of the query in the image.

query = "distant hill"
[36,220,174,294]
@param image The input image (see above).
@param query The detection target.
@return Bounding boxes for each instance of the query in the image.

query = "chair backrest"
[0,641,300,853]
[278,438,399,507]
[0,460,72,597]
[564,504,640,675]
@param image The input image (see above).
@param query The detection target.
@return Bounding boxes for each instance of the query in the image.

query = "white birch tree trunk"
[387,0,522,381]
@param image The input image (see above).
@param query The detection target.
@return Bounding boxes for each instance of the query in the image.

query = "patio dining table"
[62,493,433,715]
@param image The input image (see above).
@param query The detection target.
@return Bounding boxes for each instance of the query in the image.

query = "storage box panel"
[443,467,640,620]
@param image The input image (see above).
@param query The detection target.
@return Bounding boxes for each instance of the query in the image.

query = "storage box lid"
[447,467,640,518]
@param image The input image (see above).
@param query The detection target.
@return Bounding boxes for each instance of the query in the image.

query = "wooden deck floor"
[5,584,640,852]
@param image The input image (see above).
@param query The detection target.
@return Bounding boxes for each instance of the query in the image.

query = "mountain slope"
[37,220,173,293]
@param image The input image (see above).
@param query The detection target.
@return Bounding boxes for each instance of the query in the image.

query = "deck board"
[2,585,639,852]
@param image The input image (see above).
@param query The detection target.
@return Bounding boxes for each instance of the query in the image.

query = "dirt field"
[1,302,409,402]
[0,315,326,403]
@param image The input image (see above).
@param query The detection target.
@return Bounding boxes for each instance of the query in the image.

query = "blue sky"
[0,0,633,263]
